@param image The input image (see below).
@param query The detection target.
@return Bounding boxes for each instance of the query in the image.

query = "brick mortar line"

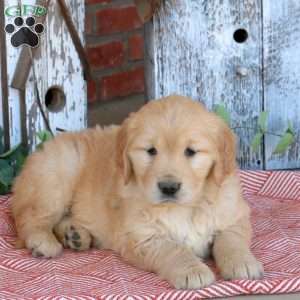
[86,40,144,77]
[88,93,146,109]
[91,61,144,79]
[86,28,144,45]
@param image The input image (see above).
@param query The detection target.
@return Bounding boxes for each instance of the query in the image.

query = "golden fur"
[12,95,263,289]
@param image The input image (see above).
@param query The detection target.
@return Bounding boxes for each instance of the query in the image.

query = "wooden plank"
[0,27,2,130]
[263,0,300,169]
[0,0,10,150]
[4,0,25,147]
[11,47,33,91]
[57,0,91,81]
[145,0,263,169]
[19,89,28,148]
[0,0,5,133]
[144,14,155,102]
[25,0,87,150]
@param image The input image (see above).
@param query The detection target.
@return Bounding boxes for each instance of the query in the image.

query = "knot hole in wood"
[45,86,66,113]
[233,28,248,43]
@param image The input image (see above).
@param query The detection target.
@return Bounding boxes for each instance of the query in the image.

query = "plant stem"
[231,126,283,138]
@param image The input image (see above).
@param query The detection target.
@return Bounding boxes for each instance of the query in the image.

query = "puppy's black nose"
[158,181,181,197]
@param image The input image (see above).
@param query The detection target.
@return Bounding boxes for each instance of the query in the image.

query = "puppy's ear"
[212,123,237,185]
[116,119,133,185]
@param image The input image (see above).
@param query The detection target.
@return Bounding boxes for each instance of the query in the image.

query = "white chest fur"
[146,204,216,258]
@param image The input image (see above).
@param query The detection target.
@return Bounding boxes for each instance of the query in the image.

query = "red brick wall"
[85,0,145,104]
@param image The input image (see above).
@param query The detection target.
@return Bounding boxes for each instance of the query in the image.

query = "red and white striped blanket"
[0,171,300,300]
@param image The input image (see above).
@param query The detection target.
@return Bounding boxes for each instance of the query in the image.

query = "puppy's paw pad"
[64,225,91,251]
[171,263,215,289]
[220,253,264,280]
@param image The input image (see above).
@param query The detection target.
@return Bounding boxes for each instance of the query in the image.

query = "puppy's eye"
[147,147,157,156]
[185,147,196,157]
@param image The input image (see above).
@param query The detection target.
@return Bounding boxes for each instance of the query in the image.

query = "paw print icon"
[5,16,44,48]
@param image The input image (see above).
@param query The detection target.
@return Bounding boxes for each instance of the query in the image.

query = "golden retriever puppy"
[12,95,263,289]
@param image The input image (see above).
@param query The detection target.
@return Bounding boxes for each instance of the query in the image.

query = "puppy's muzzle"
[158,180,181,197]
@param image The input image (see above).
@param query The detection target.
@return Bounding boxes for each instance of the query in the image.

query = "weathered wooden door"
[145,0,300,170]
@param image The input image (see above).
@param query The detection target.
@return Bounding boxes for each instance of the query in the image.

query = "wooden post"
[263,0,300,170]
[0,0,10,150]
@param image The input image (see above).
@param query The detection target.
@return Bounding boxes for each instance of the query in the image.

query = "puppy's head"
[116,95,236,205]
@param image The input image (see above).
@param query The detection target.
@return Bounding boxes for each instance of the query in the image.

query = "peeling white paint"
[263,0,300,169]
[146,0,263,169]
[146,0,300,170]
[4,0,25,147]
[4,0,86,151]
[0,43,3,131]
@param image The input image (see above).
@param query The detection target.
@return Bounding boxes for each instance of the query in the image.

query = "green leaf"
[0,159,14,187]
[36,130,53,150]
[0,143,21,159]
[36,130,52,143]
[9,148,27,176]
[0,182,9,195]
[273,132,295,154]
[15,152,26,175]
[258,111,268,133]
[287,120,294,135]
[251,132,263,152]
[214,104,231,126]
[36,142,43,150]
[0,127,5,154]
[0,141,4,156]
[0,128,28,194]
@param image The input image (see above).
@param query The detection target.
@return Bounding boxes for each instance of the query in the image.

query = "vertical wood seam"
[260,0,266,169]
[0,0,10,150]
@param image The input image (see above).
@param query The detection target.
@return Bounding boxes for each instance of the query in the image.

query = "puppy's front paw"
[169,263,215,289]
[219,252,263,280]
[26,232,63,258]
[31,239,63,258]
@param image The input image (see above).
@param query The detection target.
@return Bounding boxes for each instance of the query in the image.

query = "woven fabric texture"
[0,171,300,299]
